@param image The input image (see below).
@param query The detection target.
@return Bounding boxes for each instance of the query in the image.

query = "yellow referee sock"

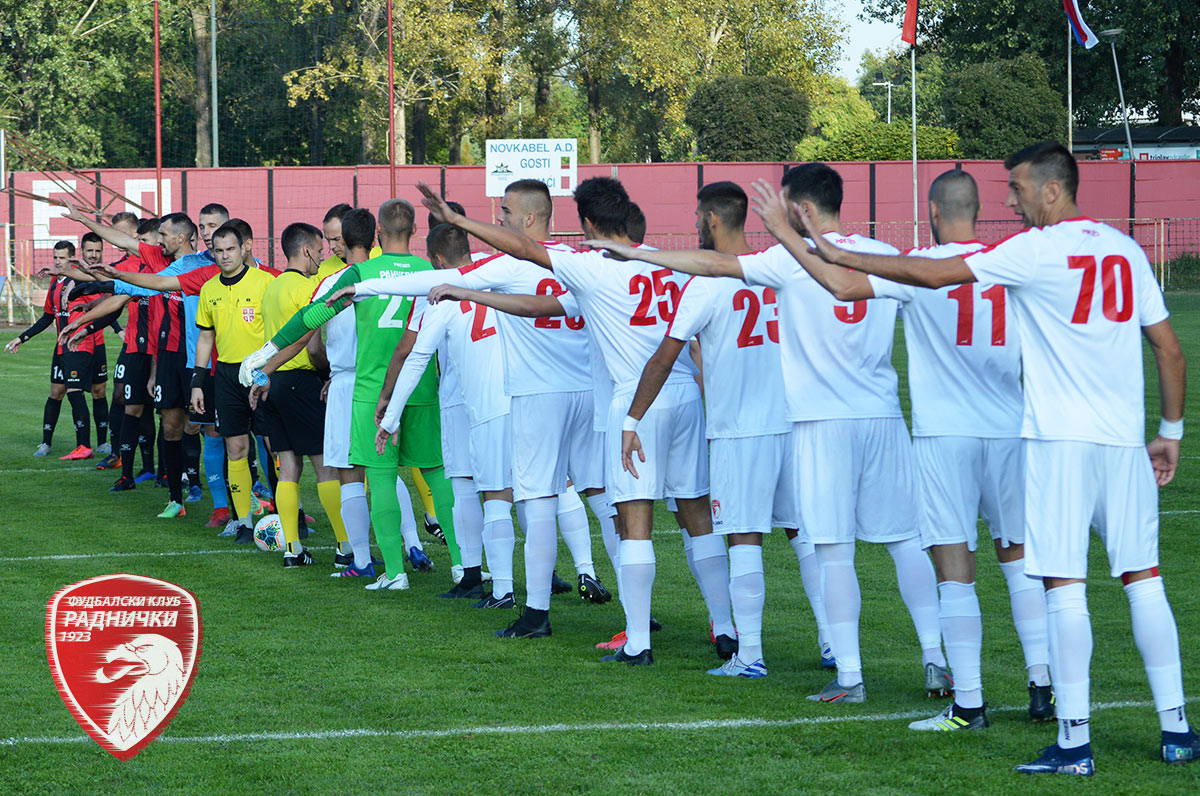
[228,457,254,521]
[317,479,349,552]
[412,467,437,520]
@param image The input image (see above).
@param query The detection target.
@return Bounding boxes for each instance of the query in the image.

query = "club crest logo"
[711,499,722,520]
[242,307,255,322]
[45,574,203,760]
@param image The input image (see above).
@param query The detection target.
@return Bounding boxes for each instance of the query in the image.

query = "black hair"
[53,240,76,255]
[428,201,465,233]
[626,203,646,244]
[781,163,843,216]
[426,223,471,265]
[212,222,244,248]
[160,212,197,241]
[137,217,160,236]
[573,177,630,237]
[1004,141,1079,200]
[281,222,322,259]
[928,169,980,222]
[505,180,554,224]
[696,181,748,230]
[323,203,352,225]
[198,203,230,220]
[341,208,377,251]
[226,218,253,242]
[81,231,103,247]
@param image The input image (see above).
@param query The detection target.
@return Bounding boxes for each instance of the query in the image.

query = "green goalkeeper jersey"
[269,253,440,406]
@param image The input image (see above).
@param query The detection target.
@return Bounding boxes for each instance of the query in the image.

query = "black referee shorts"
[213,361,261,438]
[116,351,154,407]
[261,369,326,455]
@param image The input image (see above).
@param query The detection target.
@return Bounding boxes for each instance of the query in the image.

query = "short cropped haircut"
[696,181,748,230]
[1004,141,1079,200]
[573,177,630,238]
[81,231,103,247]
[928,169,980,222]
[137,217,160,236]
[226,218,253,243]
[199,203,230,220]
[110,211,138,228]
[378,198,415,238]
[54,240,76,255]
[160,212,197,241]
[341,208,377,251]
[506,179,554,224]
[781,163,843,216]
[626,203,646,244]
[323,203,352,225]
[427,201,464,233]
[426,223,471,265]
[281,222,322,259]
[212,222,244,248]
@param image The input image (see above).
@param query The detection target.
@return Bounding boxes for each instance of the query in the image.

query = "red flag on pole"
[901,0,919,45]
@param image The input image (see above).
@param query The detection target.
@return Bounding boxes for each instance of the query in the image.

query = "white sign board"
[485,139,577,197]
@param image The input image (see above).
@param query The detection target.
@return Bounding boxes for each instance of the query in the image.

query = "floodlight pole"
[873,81,893,124]
[386,0,397,196]
[153,0,163,213]
[211,0,219,167]
[1067,23,1073,152]
[910,46,918,248]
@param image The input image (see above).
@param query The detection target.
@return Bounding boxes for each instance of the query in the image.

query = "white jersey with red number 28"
[868,240,1022,439]
[411,297,509,427]
[739,236,903,422]
[965,217,1169,447]
[666,273,789,439]
[549,248,696,396]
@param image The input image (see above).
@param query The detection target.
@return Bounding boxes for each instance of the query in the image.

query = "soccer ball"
[253,514,285,552]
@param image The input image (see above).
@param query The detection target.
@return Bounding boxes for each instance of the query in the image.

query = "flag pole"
[1067,22,1073,151]
[386,0,396,197]
[910,45,918,248]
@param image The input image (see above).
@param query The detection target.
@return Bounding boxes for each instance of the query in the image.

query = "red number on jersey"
[981,284,1006,344]
[629,268,680,326]
[947,284,1007,346]
[461,301,496,342]
[733,288,781,348]
[532,278,584,330]
[834,300,867,324]
[1069,255,1133,324]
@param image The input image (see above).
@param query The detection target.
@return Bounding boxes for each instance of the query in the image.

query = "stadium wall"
[4,160,1199,275]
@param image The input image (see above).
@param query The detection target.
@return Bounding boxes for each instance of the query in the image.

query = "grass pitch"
[1,294,1198,795]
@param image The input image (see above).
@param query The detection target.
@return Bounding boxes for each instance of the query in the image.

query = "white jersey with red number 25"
[965,217,1169,447]
[868,240,1022,439]
[549,248,696,396]
[739,236,903,422]
[666,273,789,439]
[410,297,509,427]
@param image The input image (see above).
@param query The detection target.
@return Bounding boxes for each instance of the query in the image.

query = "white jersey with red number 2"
[868,241,1022,438]
[549,248,696,396]
[965,217,1169,447]
[411,297,509,427]
[739,236,903,422]
[666,273,789,439]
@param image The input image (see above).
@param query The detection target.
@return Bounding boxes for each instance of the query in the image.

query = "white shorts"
[322,372,354,470]
[710,433,796,535]
[509,391,604,501]
[914,436,1024,551]
[469,414,512,491]
[440,403,472,479]
[1023,440,1159,580]
[792,417,918,544]
[606,382,708,504]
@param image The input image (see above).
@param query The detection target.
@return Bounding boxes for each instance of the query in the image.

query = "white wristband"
[622,415,639,432]
[1159,418,1184,440]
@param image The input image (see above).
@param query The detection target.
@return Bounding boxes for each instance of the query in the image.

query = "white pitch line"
[0,546,337,563]
[0,698,1184,747]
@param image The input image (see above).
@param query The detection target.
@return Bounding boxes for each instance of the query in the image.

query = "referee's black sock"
[164,438,184,503]
[66,391,90,448]
[93,395,110,447]
[42,397,62,446]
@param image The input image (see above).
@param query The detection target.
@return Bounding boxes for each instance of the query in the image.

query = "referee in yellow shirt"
[191,224,276,550]
[258,222,352,569]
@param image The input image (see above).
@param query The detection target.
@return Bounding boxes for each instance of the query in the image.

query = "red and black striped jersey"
[65,290,104,355]
[113,255,156,355]
[43,276,71,354]
[152,292,187,355]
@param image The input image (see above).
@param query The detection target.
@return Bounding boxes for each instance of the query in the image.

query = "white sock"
[885,536,945,667]
[816,542,862,686]
[451,478,484,568]
[620,538,655,655]
[396,479,421,551]
[1124,576,1187,730]
[999,559,1051,685]
[938,580,983,709]
[1046,582,1092,749]
[556,489,595,577]
[482,499,515,597]
[521,496,558,611]
[339,481,372,569]
[790,534,830,648]
[728,544,765,664]
[680,528,716,628]
[587,493,621,586]
[690,533,735,638]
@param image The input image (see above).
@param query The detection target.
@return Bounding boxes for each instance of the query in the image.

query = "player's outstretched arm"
[59,294,131,346]
[247,331,317,407]
[416,181,552,269]
[328,268,465,304]
[797,212,973,288]
[584,240,743,279]
[429,284,565,318]
[103,267,182,294]
[62,203,140,256]
[1144,319,1186,487]
[621,336,688,479]
[379,330,432,435]
[7,312,57,352]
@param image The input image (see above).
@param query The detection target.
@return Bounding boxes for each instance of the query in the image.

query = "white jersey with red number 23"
[739,236,903,422]
[965,217,1169,447]
[412,296,509,427]
[868,241,1022,438]
[666,273,789,439]
[549,248,696,396]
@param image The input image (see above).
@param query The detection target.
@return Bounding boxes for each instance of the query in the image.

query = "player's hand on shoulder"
[584,240,634,261]
[428,284,467,304]
[1147,436,1180,487]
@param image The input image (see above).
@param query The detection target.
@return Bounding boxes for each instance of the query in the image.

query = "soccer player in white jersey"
[797,142,1192,774]
[588,164,947,693]
[324,180,612,638]
[750,170,1053,726]
[418,176,731,667]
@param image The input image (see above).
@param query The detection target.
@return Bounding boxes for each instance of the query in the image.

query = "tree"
[686,76,808,161]
[795,76,878,160]
[855,49,948,127]
[942,54,1066,159]
[811,119,960,161]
